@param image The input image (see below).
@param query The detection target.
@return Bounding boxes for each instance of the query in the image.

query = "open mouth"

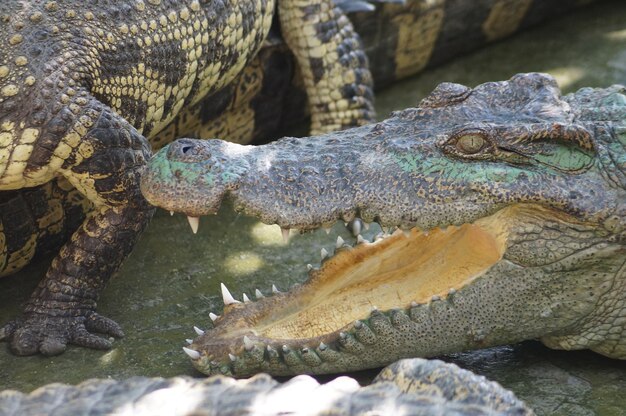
[182,204,528,376]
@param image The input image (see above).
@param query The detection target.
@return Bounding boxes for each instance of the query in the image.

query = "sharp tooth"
[183,347,200,360]
[229,353,237,361]
[336,236,345,249]
[281,227,290,243]
[272,284,280,294]
[187,216,200,234]
[193,326,205,336]
[350,219,362,236]
[324,227,331,235]
[364,222,370,230]
[221,283,241,305]
[170,211,175,216]
[321,248,328,260]
[209,312,220,322]
[186,339,193,345]
[243,335,254,350]
[318,342,327,351]
[356,235,366,244]
[306,264,313,271]
[243,293,251,303]
[255,289,264,299]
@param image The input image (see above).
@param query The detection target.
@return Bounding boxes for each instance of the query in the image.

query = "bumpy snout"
[141,138,251,217]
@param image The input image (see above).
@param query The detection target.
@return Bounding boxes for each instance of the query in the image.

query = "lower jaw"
[186,205,533,376]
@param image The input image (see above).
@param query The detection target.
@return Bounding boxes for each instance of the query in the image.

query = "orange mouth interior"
[249,207,515,340]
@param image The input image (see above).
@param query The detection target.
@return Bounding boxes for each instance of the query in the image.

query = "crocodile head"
[141,73,626,377]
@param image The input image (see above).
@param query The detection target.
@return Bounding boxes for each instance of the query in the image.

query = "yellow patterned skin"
[0,0,307,357]
[278,0,375,134]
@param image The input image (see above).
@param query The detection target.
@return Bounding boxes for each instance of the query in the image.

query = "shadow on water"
[1,1,626,415]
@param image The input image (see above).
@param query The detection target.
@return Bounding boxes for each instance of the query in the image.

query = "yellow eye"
[456,134,486,154]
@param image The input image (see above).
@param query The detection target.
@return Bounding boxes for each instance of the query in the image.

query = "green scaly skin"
[141,73,626,376]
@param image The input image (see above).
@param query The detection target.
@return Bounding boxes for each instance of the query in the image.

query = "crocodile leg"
[0,96,153,356]
[279,0,376,134]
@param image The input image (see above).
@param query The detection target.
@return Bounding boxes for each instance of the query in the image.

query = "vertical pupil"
[458,135,484,153]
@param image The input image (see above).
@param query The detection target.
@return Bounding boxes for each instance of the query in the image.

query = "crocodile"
[0,0,381,357]
[141,73,626,377]
[0,0,595,357]
[0,358,533,415]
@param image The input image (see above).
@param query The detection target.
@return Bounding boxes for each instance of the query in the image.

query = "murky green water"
[1,1,625,415]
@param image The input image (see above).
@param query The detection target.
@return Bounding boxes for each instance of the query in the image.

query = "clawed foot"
[0,311,124,356]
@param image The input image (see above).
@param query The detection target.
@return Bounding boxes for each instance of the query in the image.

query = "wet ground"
[1,1,625,415]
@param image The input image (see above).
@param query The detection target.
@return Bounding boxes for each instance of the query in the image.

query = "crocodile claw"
[1,312,123,356]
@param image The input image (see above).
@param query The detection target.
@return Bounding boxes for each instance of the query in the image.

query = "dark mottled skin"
[0,359,533,416]
[142,74,626,377]
[0,0,378,357]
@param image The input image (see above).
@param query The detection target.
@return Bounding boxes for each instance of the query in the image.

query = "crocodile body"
[142,73,626,377]
[162,0,599,147]
[0,0,378,356]
[0,358,532,415]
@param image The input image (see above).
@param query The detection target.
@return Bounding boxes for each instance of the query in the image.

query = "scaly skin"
[0,0,376,356]
[141,73,626,376]
[0,359,533,415]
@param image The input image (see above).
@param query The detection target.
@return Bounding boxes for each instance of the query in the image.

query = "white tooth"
[321,248,328,260]
[281,227,290,243]
[336,236,345,249]
[351,220,362,236]
[221,283,241,305]
[364,222,370,230]
[356,235,366,244]
[186,339,193,345]
[255,289,265,299]
[187,216,200,234]
[243,293,251,303]
[183,347,200,360]
[324,227,331,235]
[243,335,254,350]
[272,284,280,294]
[209,312,220,322]
[229,353,237,361]
[170,211,175,216]
[193,326,205,336]
[307,264,313,271]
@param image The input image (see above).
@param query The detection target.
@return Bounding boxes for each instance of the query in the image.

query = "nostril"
[181,145,193,154]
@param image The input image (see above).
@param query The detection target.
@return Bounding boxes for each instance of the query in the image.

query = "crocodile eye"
[456,134,486,154]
